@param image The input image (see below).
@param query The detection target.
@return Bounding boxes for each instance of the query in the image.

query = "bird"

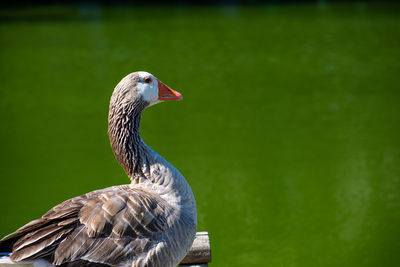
[0,71,197,267]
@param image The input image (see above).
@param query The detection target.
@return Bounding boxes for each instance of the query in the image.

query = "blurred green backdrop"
[0,1,399,266]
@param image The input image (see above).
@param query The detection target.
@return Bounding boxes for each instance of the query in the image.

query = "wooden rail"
[180,232,211,267]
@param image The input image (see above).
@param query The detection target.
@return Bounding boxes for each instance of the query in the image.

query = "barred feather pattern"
[2,186,194,266]
[108,73,147,179]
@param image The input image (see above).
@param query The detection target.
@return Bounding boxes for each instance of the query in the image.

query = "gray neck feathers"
[107,74,149,181]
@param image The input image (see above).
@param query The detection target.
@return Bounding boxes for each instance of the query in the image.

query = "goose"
[0,71,197,267]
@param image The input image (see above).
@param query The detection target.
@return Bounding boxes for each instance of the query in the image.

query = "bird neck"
[108,100,149,181]
[108,100,196,210]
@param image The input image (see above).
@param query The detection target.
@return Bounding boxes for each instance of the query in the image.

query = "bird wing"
[1,186,171,266]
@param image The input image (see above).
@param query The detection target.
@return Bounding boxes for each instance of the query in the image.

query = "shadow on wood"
[179,232,211,267]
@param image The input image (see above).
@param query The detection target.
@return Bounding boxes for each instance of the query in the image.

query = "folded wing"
[0,186,170,266]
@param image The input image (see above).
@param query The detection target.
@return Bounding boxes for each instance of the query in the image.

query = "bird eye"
[144,77,153,84]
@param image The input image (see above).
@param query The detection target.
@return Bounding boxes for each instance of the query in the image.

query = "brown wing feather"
[0,186,170,266]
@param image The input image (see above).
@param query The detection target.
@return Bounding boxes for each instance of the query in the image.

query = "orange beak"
[158,80,183,101]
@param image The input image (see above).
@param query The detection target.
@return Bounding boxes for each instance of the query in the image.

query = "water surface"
[0,2,399,266]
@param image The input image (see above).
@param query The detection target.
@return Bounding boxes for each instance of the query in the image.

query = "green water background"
[0,2,399,266]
